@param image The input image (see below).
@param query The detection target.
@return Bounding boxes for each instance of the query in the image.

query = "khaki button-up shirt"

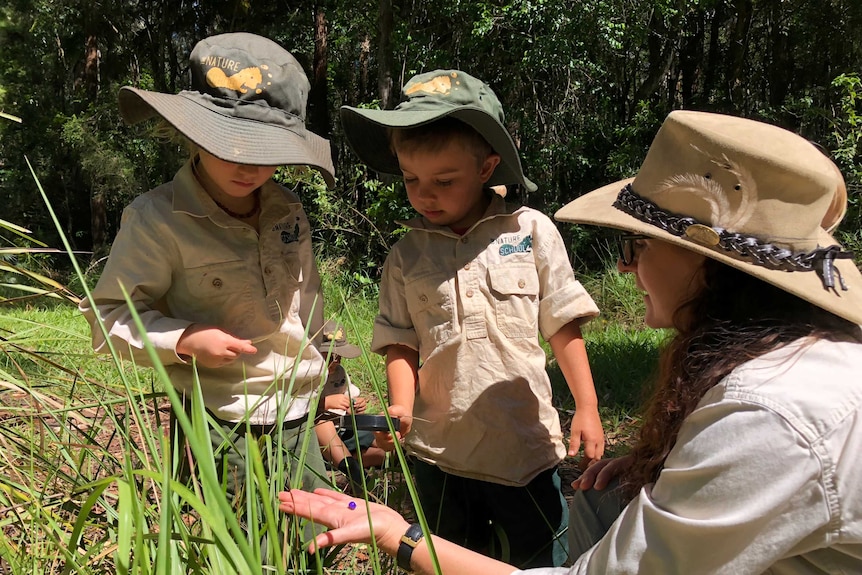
[372,196,599,485]
[80,161,326,424]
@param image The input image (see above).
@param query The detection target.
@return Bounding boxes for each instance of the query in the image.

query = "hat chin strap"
[613,184,854,291]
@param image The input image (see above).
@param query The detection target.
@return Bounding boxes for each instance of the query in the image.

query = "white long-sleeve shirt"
[518,337,862,574]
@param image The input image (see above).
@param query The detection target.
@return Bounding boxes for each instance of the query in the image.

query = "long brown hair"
[620,258,862,499]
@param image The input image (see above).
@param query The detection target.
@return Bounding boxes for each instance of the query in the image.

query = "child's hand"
[373,404,412,451]
[349,396,367,413]
[323,395,367,414]
[176,324,258,368]
[569,408,605,464]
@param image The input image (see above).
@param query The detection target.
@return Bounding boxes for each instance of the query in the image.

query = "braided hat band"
[614,184,854,291]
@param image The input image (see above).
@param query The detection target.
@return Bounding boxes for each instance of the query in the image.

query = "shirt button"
[461,237,468,243]
[466,289,474,298]
[264,266,272,275]
[419,294,428,303]
[212,278,223,288]
[464,263,471,270]
[518,279,526,288]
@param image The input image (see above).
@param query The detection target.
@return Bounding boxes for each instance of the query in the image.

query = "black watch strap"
[396,522,424,572]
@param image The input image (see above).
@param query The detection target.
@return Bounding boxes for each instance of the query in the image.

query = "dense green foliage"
[2,0,862,278]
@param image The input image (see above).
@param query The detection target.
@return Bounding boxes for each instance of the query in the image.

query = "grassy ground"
[0,260,662,574]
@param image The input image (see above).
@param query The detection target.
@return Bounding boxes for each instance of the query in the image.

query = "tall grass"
[0,165,435,574]
[0,273,661,573]
[0,166,664,573]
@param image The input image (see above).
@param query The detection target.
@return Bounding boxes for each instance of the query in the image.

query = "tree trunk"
[679,10,705,108]
[90,192,107,253]
[766,0,790,107]
[631,7,679,117]
[83,34,100,101]
[727,0,754,107]
[310,6,331,141]
[359,33,371,102]
[702,3,725,105]
[377,0,394,109]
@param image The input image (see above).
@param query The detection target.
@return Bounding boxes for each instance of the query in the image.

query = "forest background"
[3,0,862,282]
[2,2,862,572]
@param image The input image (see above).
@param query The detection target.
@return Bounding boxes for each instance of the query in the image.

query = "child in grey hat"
[80,33,336,504]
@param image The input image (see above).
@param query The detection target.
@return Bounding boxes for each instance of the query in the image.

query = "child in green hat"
[340,70,605,568]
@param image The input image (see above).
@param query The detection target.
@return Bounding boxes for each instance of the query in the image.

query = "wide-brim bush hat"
[340,69,537,191]
[117,32,335,187]
[320,320,361,359]
[555,110,862,325]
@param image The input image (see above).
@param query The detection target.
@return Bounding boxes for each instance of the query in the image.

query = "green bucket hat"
[340,70,537,191]
[117,32,335,187]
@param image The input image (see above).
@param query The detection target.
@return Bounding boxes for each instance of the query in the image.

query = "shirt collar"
[170,159,300,226]
[171,159,221,218]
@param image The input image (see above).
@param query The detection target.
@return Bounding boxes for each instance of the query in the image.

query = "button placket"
[455,238,486,339]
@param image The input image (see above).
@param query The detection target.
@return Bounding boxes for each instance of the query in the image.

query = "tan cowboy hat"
[118,32,335,187]
[555,110,862,325]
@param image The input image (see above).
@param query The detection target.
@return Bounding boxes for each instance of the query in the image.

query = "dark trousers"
[567,479,626,559]
[171,405,330,504]
[413,460,569,569]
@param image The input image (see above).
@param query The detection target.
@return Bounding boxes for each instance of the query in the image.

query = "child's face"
[197,150,278,199]
[396,140,500,231]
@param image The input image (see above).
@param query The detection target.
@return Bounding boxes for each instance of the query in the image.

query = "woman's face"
[617,237,707,329]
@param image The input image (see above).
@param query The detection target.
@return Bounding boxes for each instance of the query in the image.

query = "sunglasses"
[616,234,650,266]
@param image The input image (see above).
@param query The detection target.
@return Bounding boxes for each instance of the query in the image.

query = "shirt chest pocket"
[488,262,540,338]
[181,260,253,326]
[404,273,454,349]
[279,244,304,287]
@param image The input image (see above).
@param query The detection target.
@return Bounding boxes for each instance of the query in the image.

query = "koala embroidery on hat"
[339,69,537,191]
[405,72,459,96]
[205,64,269,95]
[116,33,336,185]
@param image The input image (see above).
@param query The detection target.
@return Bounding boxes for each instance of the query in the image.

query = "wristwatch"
[396,522,424,572]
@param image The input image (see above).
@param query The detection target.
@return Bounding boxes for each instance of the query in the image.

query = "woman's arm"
[278,489,518,575]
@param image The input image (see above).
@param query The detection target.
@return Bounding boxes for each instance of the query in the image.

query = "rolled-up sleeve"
[534,217,599,341]
[371,251,419,354]
[79,203,191,366]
